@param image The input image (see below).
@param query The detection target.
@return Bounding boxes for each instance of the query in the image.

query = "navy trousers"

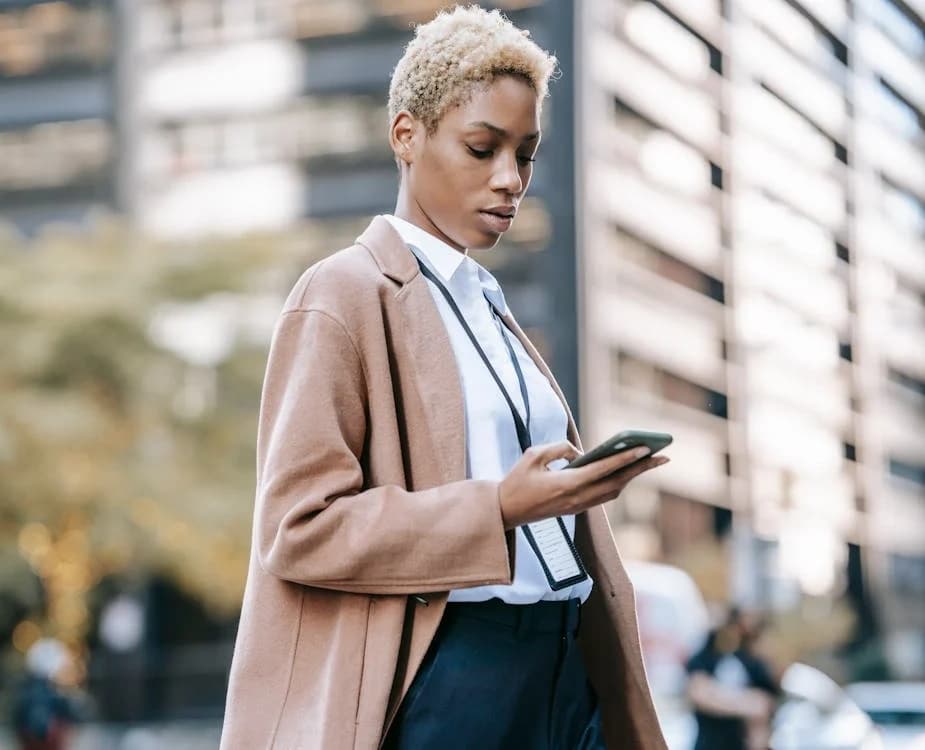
[384,598,606,750]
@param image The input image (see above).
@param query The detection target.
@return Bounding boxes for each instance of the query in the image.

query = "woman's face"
[392,75,541,251]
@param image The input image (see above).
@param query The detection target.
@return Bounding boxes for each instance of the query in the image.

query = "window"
[613,350,728,417]
[859,0,925,58]
[146,97,386,177]
[0,120,111,190]
[754,82,841,168]
[624,2,714,83]
[657,491,716,556]
[881,175,925,235]
[875,78,923,138]
[890,553,925,595]
[740,0,847,72]
[141,0,288,51]
[615,228,725,302]
[0,2,112,77]
[888,368,925,398]
[889,458,925,486]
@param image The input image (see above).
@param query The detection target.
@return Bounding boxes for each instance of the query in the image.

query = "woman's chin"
[467,228,505,251]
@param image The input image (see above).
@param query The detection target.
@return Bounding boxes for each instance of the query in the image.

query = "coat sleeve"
[254,308,515,594]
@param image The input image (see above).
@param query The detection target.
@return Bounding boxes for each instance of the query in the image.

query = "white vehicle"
[624,561,709,750]
[846,682,925,750]
[624,561,710,697]
[772,663,884,750]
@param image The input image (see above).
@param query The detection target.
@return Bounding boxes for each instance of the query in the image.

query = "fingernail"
[634,447,651,459]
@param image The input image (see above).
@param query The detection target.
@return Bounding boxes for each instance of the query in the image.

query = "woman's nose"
[490,152,523,194]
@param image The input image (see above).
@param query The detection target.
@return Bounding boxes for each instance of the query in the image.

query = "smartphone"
[565,429,673,470]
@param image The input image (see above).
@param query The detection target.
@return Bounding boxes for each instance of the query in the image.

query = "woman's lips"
[478,210,514,233]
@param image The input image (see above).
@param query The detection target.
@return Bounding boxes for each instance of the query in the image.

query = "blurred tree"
[0,216,349,668]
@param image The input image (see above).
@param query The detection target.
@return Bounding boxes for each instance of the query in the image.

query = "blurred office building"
[1,0,923,683]
[576,0,925,679]
[0,0,115,233]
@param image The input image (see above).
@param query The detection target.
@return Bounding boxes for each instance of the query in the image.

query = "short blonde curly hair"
[388,5,558,134]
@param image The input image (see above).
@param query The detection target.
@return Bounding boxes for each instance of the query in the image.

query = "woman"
[221,6,669,749]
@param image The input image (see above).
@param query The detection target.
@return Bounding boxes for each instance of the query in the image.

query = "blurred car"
[772,663,884,750]
[846,682,925,750]
[624,560,710,697]
[624,561,709,750]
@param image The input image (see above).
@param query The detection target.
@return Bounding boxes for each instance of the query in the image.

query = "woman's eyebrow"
[465,121,540,141]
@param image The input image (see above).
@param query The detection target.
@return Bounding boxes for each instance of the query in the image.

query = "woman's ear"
[389,111,417,166]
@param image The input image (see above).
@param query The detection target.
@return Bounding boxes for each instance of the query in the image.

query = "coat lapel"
[397,276,468,485]
[355,217,467,486]
[355,215,584,482]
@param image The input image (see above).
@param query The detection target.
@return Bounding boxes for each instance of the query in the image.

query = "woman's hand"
[498,440,670,529]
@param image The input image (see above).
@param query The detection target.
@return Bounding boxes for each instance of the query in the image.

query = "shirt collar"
[382,214,467,282]
[474,263,508,316]
[382,214,509,316]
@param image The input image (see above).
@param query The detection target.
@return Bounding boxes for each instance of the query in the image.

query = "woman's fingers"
[596,455,670,495]
[527,440,581,468]
[613,453,670,480]
[572,455,670,512]
[568,445,653,484]
[504,442,670,526]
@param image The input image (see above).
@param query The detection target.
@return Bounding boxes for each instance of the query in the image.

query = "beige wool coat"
[220,216,668,750]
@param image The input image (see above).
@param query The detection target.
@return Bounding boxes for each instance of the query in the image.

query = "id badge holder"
[521,518,589,591]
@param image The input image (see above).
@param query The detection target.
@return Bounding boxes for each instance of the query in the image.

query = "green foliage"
[0,217,328,645]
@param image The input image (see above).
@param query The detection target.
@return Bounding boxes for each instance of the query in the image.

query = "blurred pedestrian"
[12,639,79,750]
[686,608,780,750]
[221,5,670,750]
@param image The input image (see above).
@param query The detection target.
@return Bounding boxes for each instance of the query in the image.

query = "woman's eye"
[466,145,536,165]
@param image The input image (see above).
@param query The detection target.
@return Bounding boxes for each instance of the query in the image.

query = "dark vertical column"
[536,0,580,428]
[846,542,878,645]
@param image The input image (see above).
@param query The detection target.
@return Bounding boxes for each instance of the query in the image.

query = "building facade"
[0,0,116,232]
[577,0,925,676]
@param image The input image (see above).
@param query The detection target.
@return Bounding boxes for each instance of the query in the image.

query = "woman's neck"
[392,196,466,253]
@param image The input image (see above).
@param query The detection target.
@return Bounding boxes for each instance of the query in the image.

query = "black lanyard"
[408,243,590,591]
[409,246,532,453]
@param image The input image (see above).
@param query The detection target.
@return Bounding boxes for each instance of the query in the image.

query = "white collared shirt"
[382,214,593,604]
